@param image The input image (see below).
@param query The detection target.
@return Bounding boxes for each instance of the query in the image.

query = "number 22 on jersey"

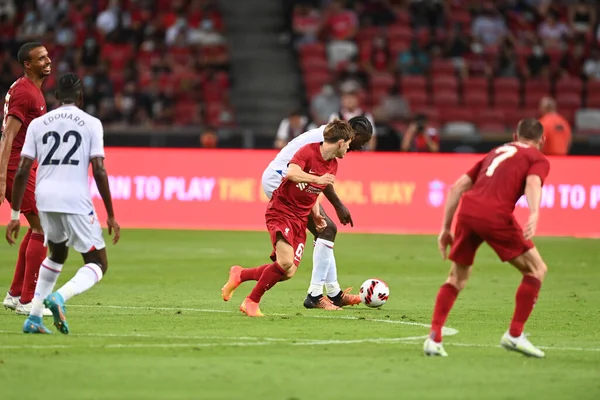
[42,130,82,166]
[486,145,518,177]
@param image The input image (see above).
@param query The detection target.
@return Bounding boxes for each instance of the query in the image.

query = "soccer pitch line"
[1,305,598,352]
[66,304,460,335]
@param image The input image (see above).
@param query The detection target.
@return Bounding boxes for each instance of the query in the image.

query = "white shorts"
[261,167,284,199]
[39,211,106,254]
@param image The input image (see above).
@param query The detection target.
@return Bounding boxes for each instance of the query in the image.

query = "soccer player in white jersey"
[5,73,120,334]
[258,116,372,310]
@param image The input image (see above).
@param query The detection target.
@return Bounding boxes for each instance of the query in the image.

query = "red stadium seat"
[370,72,395,91]
[463,89,489,108]
[404,90,429,107]
[462,77,489,93]
[432,75,458,93]
[431,59,456,77]
[400,75,426,93]
[433,91,459,108]
[555,77,583,96]
[299,43,326,58]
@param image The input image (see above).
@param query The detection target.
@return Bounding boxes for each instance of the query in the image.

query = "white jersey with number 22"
[21,104,105,215]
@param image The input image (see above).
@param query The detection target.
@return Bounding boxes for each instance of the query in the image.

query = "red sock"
[8,229,32,297]
[240,264,270,282]
[509,275,542,337]
[248,262,285,303]
[20,233,47,304]
[429,283,459,343]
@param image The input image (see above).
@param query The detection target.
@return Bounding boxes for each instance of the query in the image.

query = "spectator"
[328,82,376,150]
[17,7,47,41]
[538,10,570,49]
[337,58,368,88]
[189,17,226,46]
[444,25,470,78]
[525,40,550,79]
[292,3,321,47]
[569,0,596,36]
[401,114,439,152]
[97,0,130,36]
[397,39,430,76]
[538,97,571,156]
[274,109,316,149]
[560,40,586,78]
[311,84,341,124]
[357,0,396,27]
[36,0,68,29]
[322,0,359,69]
[472,3,507,47]
[0,0,16,22]
[465,38,493,78]
[200,126,218,148]
[495,37,518,77]
[361,34,394,75]
[409,0,446,31]
[583,48,600,80]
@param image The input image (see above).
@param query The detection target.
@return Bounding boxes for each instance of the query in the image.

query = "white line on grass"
[65,304,459,336]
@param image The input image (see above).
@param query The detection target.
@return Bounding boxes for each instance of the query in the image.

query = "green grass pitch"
[0,229,599,400]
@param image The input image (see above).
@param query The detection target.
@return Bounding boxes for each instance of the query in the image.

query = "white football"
[359,279,389,308]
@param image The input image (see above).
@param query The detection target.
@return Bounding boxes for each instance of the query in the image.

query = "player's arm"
[287,163,335,185]
[324,184,353,226]
[523,158,550,240]
[8,156,33,214]
[0,116,22,183]
[525,175,542,217]
[441,174,474,231]
[5,156,33,244]
[90,122,120,243]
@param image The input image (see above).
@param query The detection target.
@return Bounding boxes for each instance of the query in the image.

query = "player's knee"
[528,260,547,282]
[318,222,337,241]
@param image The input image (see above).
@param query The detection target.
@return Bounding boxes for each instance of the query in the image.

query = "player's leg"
[221,169,284,301]
[16,174,48,313]
[425,217,482,356]
[23,212,68,334]
[497,248,546,358]
[3,172,32,309]
[45,213,108,334]
[305,206,355,309]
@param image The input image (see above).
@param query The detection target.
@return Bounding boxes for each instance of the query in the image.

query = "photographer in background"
[401,114,440,152]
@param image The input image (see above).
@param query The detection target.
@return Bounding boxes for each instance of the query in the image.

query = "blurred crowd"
[290,0,598,152]
[0,0,234,130]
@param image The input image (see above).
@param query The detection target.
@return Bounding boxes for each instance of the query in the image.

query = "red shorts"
[265,212,307,267]
[5,169,38,215]
[449,214,533,266]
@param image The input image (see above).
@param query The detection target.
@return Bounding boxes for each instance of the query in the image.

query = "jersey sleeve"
[527,156,550,184]
[90,119,105,158]
[21,120,37,160]
[289,144,312,170]
[465,158,484,182]
[6,87,31,124]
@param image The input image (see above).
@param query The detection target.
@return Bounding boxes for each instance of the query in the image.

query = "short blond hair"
[323,119,354,143]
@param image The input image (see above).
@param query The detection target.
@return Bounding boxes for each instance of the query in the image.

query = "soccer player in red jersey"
[221,120,354,317]
[424,118,550,358]
[0,43,52,315]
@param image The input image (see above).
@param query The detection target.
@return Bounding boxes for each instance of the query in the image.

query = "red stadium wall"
[2,149,600,238]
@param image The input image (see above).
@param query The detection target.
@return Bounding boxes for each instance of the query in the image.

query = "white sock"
[57,263,103,302]
[30,258,63,318]
[325,254,341,297]
[307,238,335,296]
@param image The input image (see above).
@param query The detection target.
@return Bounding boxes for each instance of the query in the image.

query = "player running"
[221,120,354,317]
[424,118,550,358]
[5,73,120,334]
[1,42,52,316]
[224,117,372,311]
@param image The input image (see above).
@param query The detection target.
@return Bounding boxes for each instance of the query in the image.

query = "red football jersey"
[2,77,46,169]
[268,143,338,220]
[460,142,550,218]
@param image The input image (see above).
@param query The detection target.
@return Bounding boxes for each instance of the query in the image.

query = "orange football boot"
[240,297,264,317]
[330,287,362,307]
[221,266,242,302]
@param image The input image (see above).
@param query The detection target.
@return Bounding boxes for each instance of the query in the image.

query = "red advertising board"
[1,148,599,237]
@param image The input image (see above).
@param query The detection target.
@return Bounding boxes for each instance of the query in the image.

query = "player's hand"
[438,229,454,260]
[0,183,5,205]
[524,213,538,241]
[335,204,353,227]
[313,213,327,232]
[5,220,21,246]
[107,217,121,245]
[316,173,335,186]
